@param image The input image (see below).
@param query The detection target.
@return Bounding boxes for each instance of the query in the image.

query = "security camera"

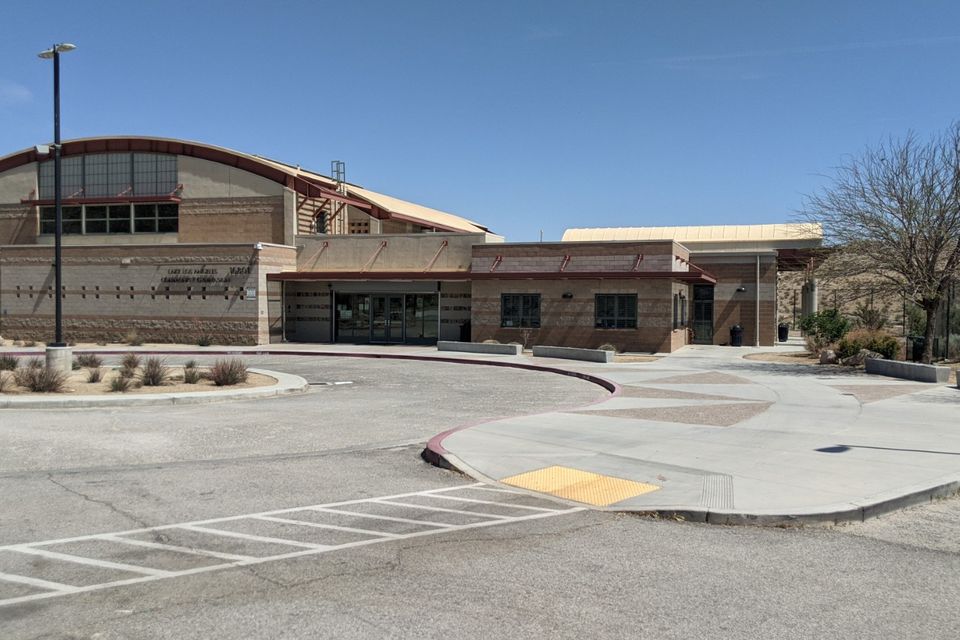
[35,144,51,156]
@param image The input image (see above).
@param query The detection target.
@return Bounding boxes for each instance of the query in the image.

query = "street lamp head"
[37,43,77,59]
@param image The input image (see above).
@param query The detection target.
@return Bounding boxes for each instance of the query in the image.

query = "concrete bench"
[437,341,522,356]
[531,345,613,363]
[865,358,951,383]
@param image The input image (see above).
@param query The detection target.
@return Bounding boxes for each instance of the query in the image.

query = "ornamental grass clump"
[119,353,141,378]
[86,367,103,383]
[76,354,103,368]
[0,372,12,393]
[0,355,17,371]
[182,365,201,384]
[109,374,134,393]
[209,358,248,386]
[140,357,171,387]
[14,366,68,393]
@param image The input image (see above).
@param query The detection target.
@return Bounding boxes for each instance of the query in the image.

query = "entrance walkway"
[429,343,960,524]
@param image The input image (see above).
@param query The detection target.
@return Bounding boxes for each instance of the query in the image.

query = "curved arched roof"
[0,136,491,234]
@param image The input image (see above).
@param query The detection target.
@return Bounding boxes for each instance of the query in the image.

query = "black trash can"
[730,324,744,347]
[778,323,789,343]
[909,336,925,362]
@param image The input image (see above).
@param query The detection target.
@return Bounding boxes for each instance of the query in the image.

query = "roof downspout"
[755,254,761,347]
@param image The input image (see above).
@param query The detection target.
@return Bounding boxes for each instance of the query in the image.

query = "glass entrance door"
[371,295,404,343]
[692,285,714,344]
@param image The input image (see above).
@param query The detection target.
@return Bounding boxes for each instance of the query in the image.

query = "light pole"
[38,42,76,371]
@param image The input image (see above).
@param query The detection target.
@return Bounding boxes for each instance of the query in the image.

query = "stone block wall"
[0,243,294,345]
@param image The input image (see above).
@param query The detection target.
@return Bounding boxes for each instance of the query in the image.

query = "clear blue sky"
[2,1,959,240]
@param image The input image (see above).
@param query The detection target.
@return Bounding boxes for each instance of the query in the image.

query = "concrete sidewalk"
[428,343,960,525]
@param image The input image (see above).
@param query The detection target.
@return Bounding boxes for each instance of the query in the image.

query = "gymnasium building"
[0,136,822,352]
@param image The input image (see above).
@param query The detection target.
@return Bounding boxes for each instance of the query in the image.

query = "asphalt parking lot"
[1,354,958,639]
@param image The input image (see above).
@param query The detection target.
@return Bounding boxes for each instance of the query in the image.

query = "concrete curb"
[0,368,307,409]
[425,450,960,527]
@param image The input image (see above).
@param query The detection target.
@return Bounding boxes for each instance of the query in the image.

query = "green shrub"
[0,355,17,371]
[209,358,248,386]
[140,357,171,387]
[184,359,197,369]
[836,329,899,360]
[76,354,103,368]
[799,309,851,353]
[86,367,103,383]
[598,343,618,352]
[110,375,133,393]
[71,361,81,371]
[14,366,68,392]
[196,335,213,347]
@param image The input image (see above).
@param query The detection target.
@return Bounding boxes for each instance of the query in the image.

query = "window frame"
[595,294,638,329]
[500,293,541,328]
[38,203,179,236]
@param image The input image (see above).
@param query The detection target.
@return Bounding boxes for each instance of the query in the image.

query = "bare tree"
[802,125,960,363]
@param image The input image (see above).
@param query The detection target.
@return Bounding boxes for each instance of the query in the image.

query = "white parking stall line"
[374,499,512,520]
[176,525,332,550]
[9,547,173,577]
[421,494,558,512]
[0,483,583,608]
[253,515,402,539]
[307,507,456,528]
[0,571,77,593]
[101,535,257,562]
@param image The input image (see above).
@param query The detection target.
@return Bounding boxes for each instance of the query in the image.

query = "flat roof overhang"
[470,270,717,283]
[777,247,832,272]
[268,271,473,282]
[268,270,717,284]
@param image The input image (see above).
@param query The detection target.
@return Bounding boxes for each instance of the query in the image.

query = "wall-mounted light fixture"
[562,292,574,299]
[736,286,746,292]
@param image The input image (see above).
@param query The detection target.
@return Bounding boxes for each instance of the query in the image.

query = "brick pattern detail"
[0,244,266,345]
[470,279,678,353]
[178,197,284,244]
[0,204,36,244]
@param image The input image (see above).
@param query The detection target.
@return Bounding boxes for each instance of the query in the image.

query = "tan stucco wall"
[296,232,490,273]
[179,155,284,199]
[0,163,37,203]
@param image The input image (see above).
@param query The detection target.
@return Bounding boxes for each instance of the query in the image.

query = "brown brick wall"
[470,279,678,353]
[0,204,36,244]
[178,197,284,244]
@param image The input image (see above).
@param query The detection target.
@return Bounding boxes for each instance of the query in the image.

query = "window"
[595,294,637,329]
[40,206,82,234]
[315,212,328,234]
[38,153,177,198]
[673,292,689,329]
[501,294,541,328]
[38,204,178,235]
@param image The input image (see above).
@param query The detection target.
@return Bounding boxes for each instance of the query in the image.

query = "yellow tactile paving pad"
[500,466,660,507]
